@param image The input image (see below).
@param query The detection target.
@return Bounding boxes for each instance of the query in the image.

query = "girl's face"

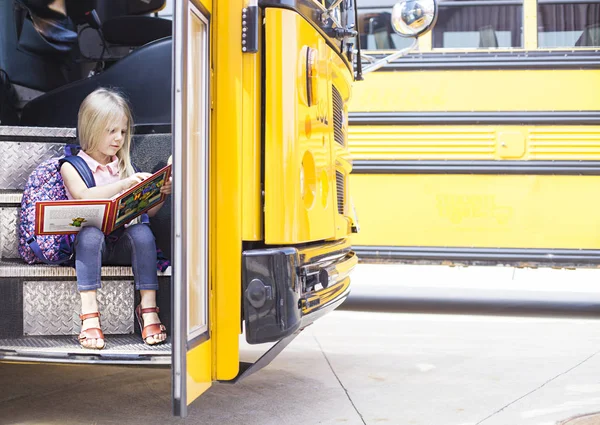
[97,114,128,159]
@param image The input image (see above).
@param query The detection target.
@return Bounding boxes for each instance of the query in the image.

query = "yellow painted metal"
[186,339,212,404]
[241,17,262,241]
[418,32,432,51]
[195,0,211,13]
[523,0,538,50]
[348,70,600,112]
[349,125,600,160]
[351,174,600,249]
[211,0,241,380]
[263,8,353,244]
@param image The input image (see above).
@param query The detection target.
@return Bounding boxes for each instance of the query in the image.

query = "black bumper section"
[242,248,302,344]
[242,244,356,344]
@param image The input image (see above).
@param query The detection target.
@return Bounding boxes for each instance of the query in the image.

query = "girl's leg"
[110,224,165,344]
[74,227,106,349]
[140,290,167,344]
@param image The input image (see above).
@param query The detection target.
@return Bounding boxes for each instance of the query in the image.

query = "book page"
[38,203,108,234]
[113,165,171,229]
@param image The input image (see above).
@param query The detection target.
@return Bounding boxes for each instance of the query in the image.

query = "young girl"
[61,88,171,349]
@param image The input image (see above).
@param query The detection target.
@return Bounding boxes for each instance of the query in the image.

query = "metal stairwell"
[0,126,172,363]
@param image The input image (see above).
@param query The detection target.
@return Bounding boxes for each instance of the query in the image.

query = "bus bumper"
[242,240,357,344]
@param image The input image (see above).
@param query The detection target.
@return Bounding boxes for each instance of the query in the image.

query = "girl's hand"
[160,177,172,195]
[122,172,152,190]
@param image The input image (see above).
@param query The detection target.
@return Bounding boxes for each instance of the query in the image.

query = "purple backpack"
[18,149,95,265]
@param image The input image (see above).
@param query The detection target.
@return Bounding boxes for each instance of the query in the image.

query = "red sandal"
[135,305,167,345]
[78,312,105,349]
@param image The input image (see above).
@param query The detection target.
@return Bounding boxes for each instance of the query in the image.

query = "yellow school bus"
[0,0,437,416]
[350,0,600,267]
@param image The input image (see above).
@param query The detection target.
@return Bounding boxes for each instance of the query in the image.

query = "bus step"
[22,280,135,336]
[0,334,171,364]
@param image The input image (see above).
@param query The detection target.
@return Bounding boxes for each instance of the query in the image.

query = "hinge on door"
[241,5,258,53]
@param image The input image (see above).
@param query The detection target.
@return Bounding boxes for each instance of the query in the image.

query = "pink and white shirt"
[65,151,121,200]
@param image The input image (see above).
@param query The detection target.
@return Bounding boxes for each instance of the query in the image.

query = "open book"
[35,164,172,235]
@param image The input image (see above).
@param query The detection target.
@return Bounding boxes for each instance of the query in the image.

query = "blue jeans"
[74,224,159,292]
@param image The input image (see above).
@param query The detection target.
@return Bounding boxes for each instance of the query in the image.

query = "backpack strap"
[26,235,74,265]
[59,155,96,188]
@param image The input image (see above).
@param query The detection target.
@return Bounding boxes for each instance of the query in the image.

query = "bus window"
[538,1,600,48]
[432,0,523,48]
[357,9,417,50]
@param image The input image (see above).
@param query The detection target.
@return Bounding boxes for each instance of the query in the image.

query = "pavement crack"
[313,334,367,425]
[476,348,600,424]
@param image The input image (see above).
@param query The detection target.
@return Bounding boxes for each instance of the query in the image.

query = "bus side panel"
[351,173,600,250]
[348,66,600,260]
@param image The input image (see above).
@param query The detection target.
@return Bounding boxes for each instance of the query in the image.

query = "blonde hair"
[78,88,135,179]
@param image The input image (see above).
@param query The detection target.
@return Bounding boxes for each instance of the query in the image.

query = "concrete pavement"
[3,264,600,424]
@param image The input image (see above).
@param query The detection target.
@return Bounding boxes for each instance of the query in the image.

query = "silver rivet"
[243,47,247,51]
[242,40,246,44]
[242,21,247,25]
[242,27,247,32]
[242,33,247,38]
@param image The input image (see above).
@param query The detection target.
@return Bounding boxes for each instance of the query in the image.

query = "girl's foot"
[78,312,105,349]
[135,305,167,345]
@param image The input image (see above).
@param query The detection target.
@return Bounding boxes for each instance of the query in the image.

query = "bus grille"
[332,86,345,147]
[336,171,345,215]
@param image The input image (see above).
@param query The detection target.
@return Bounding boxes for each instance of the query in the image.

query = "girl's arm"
[61,163,150,200]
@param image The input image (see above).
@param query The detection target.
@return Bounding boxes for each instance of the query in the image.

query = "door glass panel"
[186,5,209,339]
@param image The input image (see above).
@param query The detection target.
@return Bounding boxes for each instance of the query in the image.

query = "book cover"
[35,164,172,236]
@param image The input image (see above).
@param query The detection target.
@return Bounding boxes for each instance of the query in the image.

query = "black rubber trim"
[361,50,600,71]
[348,111,600,125]
[133,124,171,135]
[259,0,353,74]
[354,246,600,264]
[352,160,600,175]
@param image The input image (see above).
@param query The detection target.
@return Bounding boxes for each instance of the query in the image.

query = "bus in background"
[349,0,600,267]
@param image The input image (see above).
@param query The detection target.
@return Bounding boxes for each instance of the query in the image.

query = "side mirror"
[391,0,438,38]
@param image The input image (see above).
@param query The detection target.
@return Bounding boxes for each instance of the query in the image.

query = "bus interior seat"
[479,25,499,48]
[19,37,172,128]
[13,0,77,56]
[87,0,171,56]
[0,0,80,92]
[575,23,600,47]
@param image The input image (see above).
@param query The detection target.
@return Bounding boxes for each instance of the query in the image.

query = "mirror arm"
[359,53,376,63]
[361,38,418,74]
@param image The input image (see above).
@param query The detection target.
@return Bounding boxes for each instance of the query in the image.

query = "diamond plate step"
[23,280,134,335]
[0,142,65,190]
[0,334,171,365]
[0,260,171,277]
[1,206,19,259]
[0,126,76,142]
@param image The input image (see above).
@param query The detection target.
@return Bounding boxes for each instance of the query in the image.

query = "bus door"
[172,0,212,417]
